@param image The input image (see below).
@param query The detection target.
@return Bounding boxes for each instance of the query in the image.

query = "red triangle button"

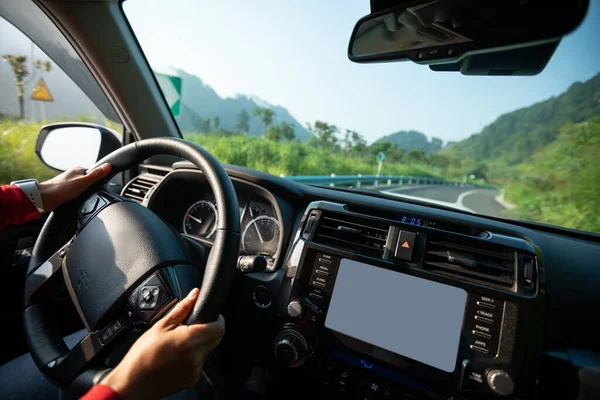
[401,241,410,248]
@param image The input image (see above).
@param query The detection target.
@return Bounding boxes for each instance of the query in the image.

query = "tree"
[265,122,295,142]
[253,107,275,132]
[430,137,444,152]
[213,116,220,131]
[2,54,52,120]
[407,148,426,163]
[307,121,339,150]
[236,110,250,133]
[194,118,211,133]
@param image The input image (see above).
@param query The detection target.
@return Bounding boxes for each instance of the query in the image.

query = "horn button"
[65,200,187,330]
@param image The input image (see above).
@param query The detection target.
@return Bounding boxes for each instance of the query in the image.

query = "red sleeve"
[0,185,41,231]
[80,384,121,400]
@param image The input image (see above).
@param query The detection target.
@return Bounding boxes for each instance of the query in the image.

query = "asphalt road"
[381,185,509,218]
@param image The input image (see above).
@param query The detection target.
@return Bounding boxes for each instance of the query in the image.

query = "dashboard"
[122,163,600,400]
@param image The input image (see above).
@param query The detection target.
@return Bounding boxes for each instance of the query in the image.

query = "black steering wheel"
[23,138,240,393]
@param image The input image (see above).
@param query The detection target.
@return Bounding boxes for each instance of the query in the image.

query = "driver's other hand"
[101,288,225,400]
[37,163,112,211]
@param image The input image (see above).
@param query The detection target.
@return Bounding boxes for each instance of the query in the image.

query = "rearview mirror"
[36,123,121,172]
[348,0,588,74]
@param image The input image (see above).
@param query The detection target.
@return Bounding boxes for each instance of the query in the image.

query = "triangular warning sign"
[401,241,410,248]
[32,78,53,102]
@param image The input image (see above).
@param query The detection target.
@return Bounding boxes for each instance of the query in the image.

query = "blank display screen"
[325,259,467,372]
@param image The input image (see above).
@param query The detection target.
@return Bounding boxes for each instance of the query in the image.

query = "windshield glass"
[124,0,600,234]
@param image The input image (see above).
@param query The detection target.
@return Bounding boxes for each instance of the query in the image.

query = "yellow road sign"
[32,78,53,101]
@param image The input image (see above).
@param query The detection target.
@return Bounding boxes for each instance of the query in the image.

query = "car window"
[125,1,599,234]
[0,16,122,184]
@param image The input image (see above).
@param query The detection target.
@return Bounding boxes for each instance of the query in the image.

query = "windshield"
[124,0,600,234]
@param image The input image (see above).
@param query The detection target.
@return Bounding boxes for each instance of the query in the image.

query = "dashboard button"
[478,295,497,305]
[315,276,328,284]
[395,231,416,261]
[474,315,494,324]
[470,344,489,354]
[309,292,324,301]
[477,301,496,310]
[253,285,272,308]
[475,309,494,319]
[473,330,492,339]
[312,280,326,289]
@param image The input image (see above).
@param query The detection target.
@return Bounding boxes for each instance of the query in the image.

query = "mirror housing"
[348,0,588,75]
[35,123,121,172]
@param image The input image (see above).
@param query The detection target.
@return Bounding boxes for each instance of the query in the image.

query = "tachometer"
[242,216,280,257]
[183,200,218,238]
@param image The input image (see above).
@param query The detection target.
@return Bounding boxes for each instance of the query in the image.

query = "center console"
[271,201,543,399]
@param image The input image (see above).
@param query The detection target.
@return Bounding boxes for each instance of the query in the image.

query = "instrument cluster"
[183,195,281,263]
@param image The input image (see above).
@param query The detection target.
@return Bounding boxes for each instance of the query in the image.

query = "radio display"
[325,259,467,373]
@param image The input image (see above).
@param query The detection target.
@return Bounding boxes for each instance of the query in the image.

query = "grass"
[183,132,435,177]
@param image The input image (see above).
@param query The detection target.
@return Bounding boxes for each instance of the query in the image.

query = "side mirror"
[35,123,121,172]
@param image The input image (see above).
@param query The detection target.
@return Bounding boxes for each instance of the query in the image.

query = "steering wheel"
[23,138,240,393]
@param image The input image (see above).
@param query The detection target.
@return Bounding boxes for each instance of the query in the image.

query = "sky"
[124,0,600,144]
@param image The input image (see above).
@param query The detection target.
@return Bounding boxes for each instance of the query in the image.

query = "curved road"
[381,185,509,218]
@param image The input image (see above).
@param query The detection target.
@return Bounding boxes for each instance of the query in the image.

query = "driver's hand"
[100,288,225,400]
[37,163,112,211]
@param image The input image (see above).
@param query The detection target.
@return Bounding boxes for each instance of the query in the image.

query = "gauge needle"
[186,214,203,225]
[254,221,265,243]
[248,206,265,243]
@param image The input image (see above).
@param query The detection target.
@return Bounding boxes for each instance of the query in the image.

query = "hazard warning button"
[395,230,416,261]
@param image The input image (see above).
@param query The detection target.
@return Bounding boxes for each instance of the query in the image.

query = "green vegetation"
[0,118,56,183]
[501,117,600,232]
[0,116,122,184]
[183,131,434,177]
[450,73,600,167]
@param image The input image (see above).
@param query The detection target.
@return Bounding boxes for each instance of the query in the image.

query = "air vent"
[313,212,390,258]
[424,233,516,287]
[141,165,170,177]
[122,174,161,203]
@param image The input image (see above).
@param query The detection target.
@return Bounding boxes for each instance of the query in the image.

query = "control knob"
[274,328,310,367]
[486,369,514,396]
[287,300,305,318]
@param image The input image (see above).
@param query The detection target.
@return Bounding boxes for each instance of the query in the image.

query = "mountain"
[450,72,600,165]
[373,130,443,153]
[172,69,310,140]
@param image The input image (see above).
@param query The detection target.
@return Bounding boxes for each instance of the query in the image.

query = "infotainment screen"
[325,259,467,373]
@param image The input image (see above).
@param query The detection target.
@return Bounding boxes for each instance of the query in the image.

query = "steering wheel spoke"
[47,315,133,384]
[24,237,74,307]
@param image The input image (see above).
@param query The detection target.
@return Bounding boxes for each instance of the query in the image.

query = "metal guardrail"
[282,174,478,188]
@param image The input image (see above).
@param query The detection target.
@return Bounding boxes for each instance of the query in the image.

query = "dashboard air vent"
[122,174,161,203]
[313,212,390,258]
[424,233,516,287]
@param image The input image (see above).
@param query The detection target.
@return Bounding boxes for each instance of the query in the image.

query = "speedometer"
[242,216,280,257]
[183,200,218,238]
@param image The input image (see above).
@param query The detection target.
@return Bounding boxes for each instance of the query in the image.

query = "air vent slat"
[426,250,514,272]
[315,234,385,252]
[318,225,387,242]
[424,233,516,288]
[320,216,389,233]
[428,240,513,260]
[122,174,162,203]
[425,261,513,285]
[312,211,390,259]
